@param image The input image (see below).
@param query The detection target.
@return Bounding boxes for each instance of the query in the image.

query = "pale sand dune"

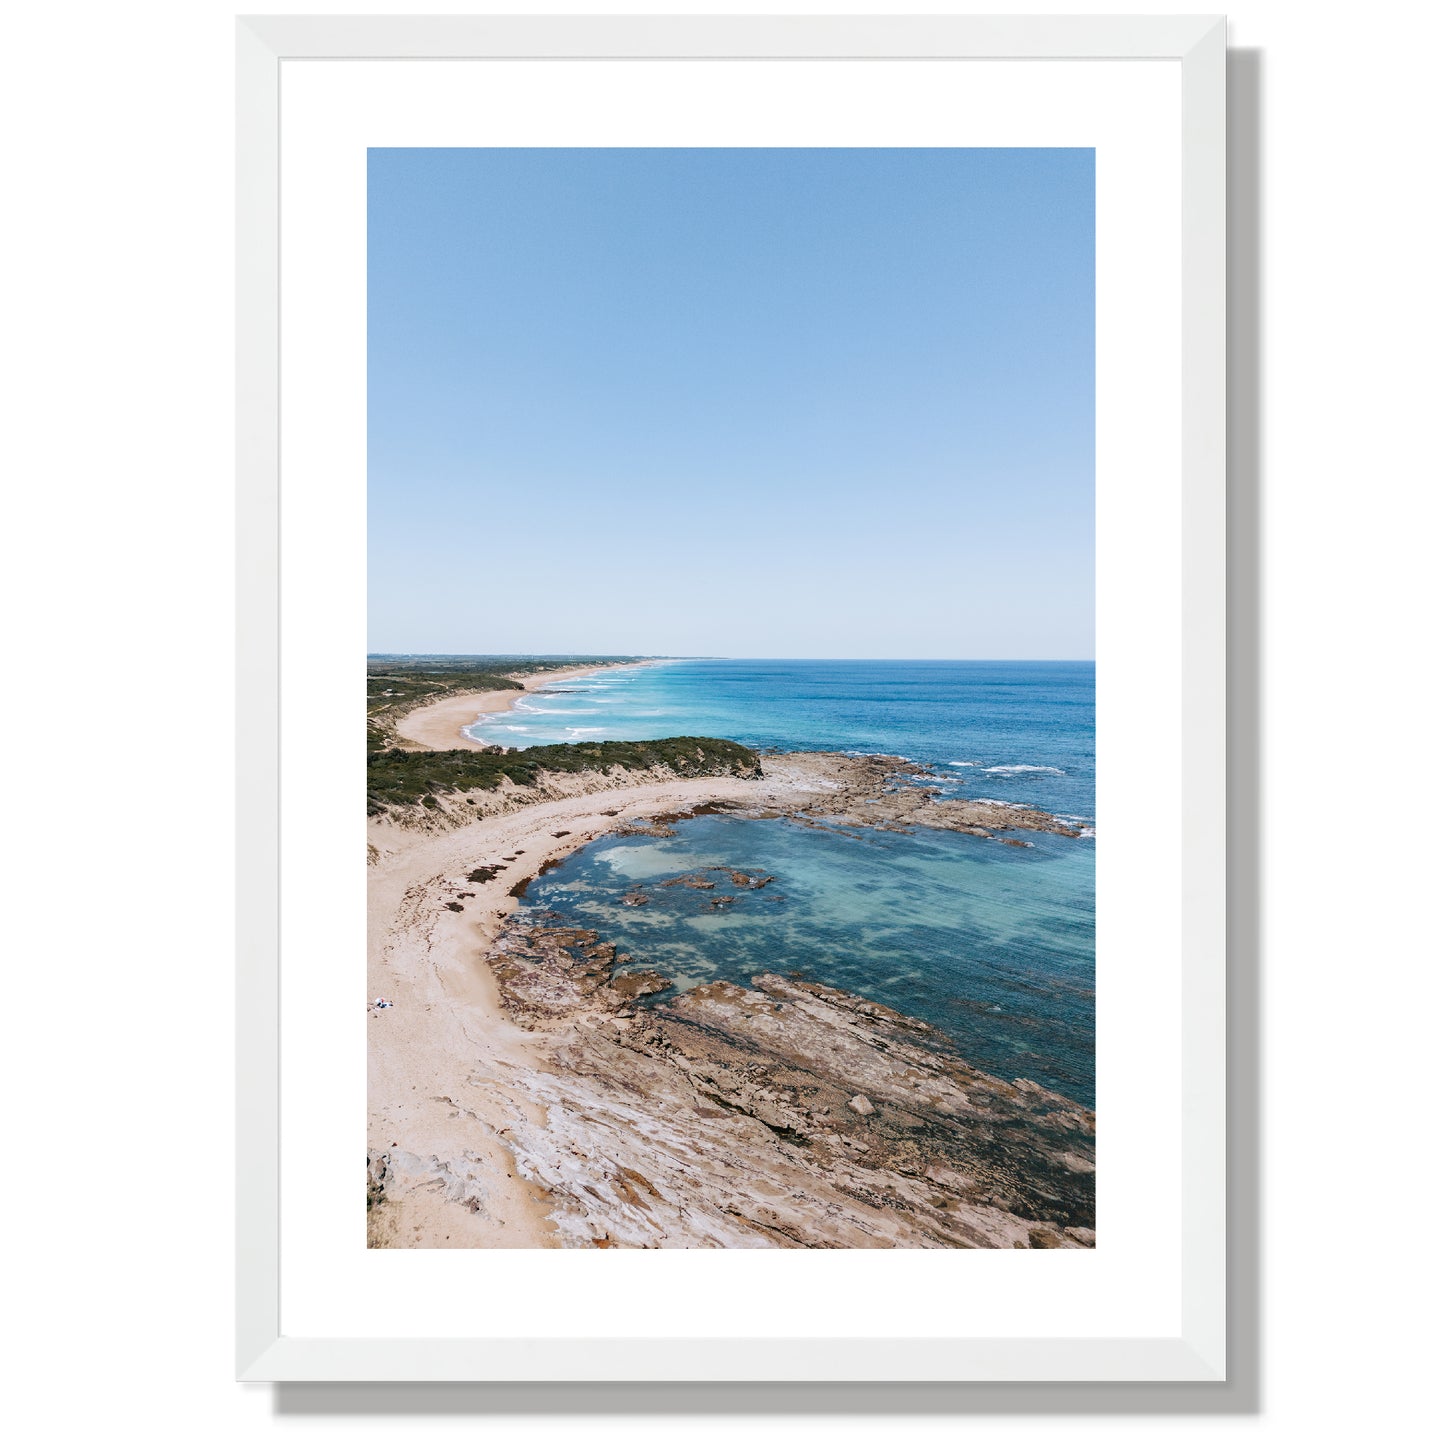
[391,661,649,751]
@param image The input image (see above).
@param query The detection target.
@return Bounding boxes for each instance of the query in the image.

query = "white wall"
[4,2,1439,1441]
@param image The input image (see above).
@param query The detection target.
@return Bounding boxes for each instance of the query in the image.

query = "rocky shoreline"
[662,750,1082,842]
[366,748,1094,1248]
[377,748,1084,845]
[473,912,1093,1248]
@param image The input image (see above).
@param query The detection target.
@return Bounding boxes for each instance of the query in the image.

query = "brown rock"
[610,970,672,1001]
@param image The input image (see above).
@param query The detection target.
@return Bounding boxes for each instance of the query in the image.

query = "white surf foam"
[981,764,1065,775]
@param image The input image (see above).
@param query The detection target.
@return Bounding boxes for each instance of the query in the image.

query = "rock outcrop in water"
[483,917,1095,1248]
[754,752,1084,839]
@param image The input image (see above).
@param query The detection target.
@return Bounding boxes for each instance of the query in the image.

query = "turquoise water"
[495,660,1094,1102]
[469,659,1094,824]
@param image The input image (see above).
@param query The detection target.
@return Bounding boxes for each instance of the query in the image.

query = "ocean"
[477,659,1095,1103]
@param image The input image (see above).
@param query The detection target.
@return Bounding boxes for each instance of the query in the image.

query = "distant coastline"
[391,660,655,751]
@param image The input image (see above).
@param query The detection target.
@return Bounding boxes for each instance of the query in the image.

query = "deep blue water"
[487,660,1095,1102]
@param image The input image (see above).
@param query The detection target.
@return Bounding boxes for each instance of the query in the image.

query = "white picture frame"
[237,13,1225,1384]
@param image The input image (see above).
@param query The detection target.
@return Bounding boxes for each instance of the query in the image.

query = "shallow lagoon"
[525,809,1095,1104]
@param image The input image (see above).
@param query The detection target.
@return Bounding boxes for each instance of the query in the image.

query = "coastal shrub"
[365,736,762,809]
[365,657,649,750]
[367,654,640,679]
[366,669,524,717]
[365,657,643,716]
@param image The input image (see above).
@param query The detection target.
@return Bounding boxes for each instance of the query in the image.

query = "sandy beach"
[391,661,651,751]
[367,767,785,1247]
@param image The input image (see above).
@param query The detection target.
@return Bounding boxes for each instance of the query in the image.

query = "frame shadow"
[268,45,1264,1420]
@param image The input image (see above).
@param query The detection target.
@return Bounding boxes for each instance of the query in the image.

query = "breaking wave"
[981,764,1065,776]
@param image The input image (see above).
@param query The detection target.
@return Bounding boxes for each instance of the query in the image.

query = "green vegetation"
[365,655,646,749]
[366,737,761,814]
[367,668,522,749]
[361,657,746,814]
[368,654,644,677]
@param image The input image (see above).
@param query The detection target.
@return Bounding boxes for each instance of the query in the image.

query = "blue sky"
[369,147,1093,658]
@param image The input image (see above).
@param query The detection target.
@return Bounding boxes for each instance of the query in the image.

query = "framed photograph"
[237,14,1225,1382]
